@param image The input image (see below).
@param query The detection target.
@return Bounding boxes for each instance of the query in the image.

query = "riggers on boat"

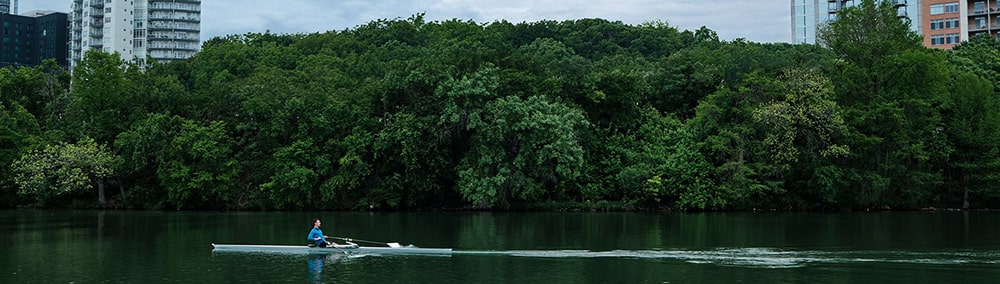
[211,242,453,256]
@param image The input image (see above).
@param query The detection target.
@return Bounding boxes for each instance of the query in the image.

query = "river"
[1,210,998,283]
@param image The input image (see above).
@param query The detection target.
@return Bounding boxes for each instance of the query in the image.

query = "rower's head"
[313,218,321,228]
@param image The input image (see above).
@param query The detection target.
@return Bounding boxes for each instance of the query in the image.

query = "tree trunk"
[962,173,970,210]
[962,186,969,210]
[117,178,126,207]
[98,179,107,207]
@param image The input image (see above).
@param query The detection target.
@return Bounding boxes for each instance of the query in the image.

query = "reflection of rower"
[307,254,324,283]
[307,218,339,247]
[308,254,345,284]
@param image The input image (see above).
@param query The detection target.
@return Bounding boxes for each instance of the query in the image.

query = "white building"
[0,0,18,14]
[70,0,200,69]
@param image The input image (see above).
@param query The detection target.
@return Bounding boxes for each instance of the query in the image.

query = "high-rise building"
[69,0,200,69]
[0,0,17,15]
[0,10,69,67]
[792,1,919,44]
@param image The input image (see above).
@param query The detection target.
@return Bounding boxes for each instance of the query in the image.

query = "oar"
[328,242,349,255]
[332,237,399,247]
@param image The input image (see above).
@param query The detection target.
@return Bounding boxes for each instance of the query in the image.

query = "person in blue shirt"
[308,218,338,247]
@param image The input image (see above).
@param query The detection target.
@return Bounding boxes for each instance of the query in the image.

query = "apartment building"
[0,0,17,14]
[923,1,1000,49]
[0,10,69,67]
[794,1,1000,49]
[69,0,200,69]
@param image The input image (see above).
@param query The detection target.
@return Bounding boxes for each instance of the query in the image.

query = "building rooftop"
[20,10,62,17]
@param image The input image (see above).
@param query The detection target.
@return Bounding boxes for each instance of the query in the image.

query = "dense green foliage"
[3,1,1000,210]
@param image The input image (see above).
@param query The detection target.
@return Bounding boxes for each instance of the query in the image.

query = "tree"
[12,138,116,207]
[818,0,922,69]
[440,65,588,208]
[940,71,1000,208]
[820,0,951,208]
[65,50,140,144]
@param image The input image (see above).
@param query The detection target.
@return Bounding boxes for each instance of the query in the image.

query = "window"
[946,33,961,44]
[931,34,945,45]
[975,17,987,29]
[945,3,959,13]
[930,19,944,30]
[975,1,986,13]
[946,18,960,29]
[930,4,944,15]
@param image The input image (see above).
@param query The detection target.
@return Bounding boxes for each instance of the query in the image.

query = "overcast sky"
[23,0,790,43]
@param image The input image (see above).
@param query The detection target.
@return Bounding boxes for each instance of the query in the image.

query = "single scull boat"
[211,242,452,256]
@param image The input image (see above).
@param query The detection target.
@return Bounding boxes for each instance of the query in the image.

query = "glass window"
[945,3,959,13]
[930,19,943,30]
[946,33,961,44]
[930,4,943,15]
[931,34,945,45]
[947,18,960,29]
[975,1,986,13]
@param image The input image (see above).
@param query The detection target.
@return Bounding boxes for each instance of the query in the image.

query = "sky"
[22,0,790,43]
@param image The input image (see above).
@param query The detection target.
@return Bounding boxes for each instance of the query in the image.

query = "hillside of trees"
[3,1,1000,210]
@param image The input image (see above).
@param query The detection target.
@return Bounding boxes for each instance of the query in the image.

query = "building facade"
[69,0,200,69]
[792,1,920,44]
[794,1,1000,49]
[0,11,69,67]
[0,0,17,14]
[922,1,1000,49]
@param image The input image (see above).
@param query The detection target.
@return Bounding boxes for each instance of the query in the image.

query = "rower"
[307,219,339,247]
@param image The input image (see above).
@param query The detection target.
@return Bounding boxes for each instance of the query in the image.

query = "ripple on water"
[453,248,1000,269]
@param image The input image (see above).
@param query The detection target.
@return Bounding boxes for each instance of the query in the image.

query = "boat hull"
[211,243,452,255]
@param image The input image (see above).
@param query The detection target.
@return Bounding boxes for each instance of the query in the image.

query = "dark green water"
[1,211,998,283]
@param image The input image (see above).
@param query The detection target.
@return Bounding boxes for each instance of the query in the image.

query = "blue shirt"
[308,227,326,245]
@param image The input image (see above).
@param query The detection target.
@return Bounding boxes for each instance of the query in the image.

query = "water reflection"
[308,253,347,283]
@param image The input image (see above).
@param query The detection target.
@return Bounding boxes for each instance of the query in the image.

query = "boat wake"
[454,248,1000,268]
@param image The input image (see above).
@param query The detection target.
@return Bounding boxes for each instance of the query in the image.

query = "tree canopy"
[3,4,1000,210]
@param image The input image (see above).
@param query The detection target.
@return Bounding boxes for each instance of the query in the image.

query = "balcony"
[969,24,1000,33]
[149,35,200,42]
[148,23,200,32]
[970,7,1000,16]
[148,15,201,23]
[148,4,200,13]
[148,46,200,53]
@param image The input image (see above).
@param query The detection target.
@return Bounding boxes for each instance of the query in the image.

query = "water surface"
[2,211,998,283]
